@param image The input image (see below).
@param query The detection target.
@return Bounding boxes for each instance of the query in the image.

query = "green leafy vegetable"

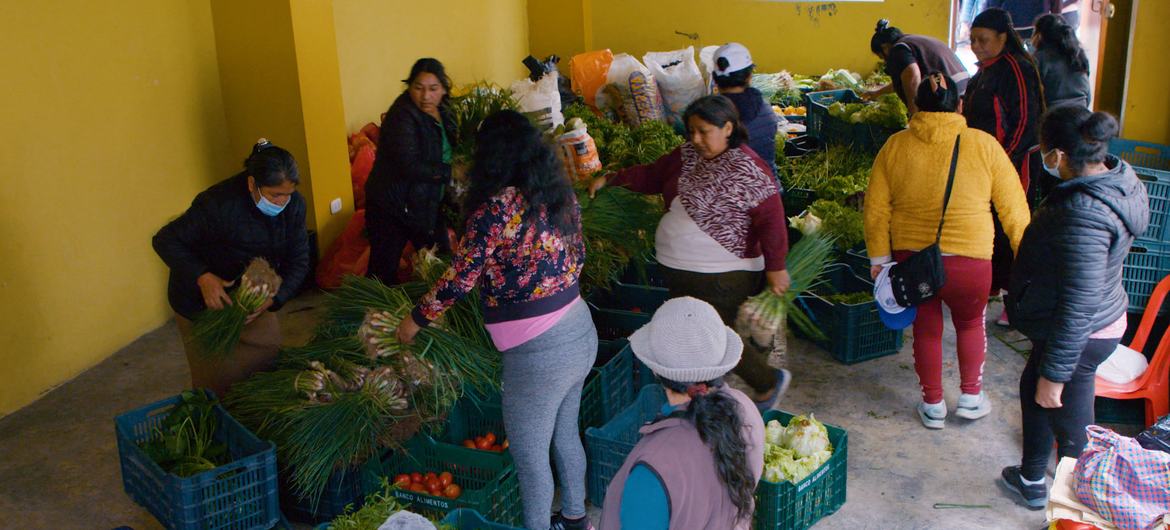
[762,414,834,483]
[825,292,874,305]
[809,199,865,251]
[139,390,228,477]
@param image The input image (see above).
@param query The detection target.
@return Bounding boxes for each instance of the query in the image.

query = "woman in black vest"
[865,19,970,115]
[365,58,458,283]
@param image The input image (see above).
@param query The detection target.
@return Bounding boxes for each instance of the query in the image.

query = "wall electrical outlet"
[330,198,342,214]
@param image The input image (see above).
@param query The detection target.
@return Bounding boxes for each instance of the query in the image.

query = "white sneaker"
[918,400,947,429]
[955,391,991,420]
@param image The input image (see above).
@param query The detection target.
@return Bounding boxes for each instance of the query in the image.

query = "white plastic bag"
[698,45,720,95]
[643,47,705,126]
[511,71,563,133]
[1096,344,1149,385]
[599,53,663,126]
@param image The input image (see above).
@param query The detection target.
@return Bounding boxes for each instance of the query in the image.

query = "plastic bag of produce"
[316,210,370,290]
[512,71,564,133]
[643,47,705,125]
[569,49,614,108]
[602,53,663,126]
[556,118,602,180]
[350,144,375,209]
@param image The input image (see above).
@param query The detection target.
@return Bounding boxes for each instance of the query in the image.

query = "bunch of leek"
[735,232,836,346]
[192,258,282,356]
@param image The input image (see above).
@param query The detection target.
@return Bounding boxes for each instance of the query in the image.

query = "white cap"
[628,297,743,382]
[713,43,754,76]
[874,263,917,330]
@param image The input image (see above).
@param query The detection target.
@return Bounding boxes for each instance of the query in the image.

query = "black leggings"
[1019,338,1119,480]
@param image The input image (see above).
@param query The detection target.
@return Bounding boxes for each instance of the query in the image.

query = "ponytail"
[1040,106,1119,171]
[659,377,755,523]
[1034,14,1090,73]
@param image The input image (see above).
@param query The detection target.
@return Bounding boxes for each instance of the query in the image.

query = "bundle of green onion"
[192,257,282,357]
[577,185,663,292]
[736,232,836,346]
[448,82,519,163]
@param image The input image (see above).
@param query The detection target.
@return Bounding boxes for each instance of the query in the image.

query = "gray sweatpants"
[501,299,597,529]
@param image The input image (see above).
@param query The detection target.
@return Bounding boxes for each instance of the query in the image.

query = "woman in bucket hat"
[600,297,765,530]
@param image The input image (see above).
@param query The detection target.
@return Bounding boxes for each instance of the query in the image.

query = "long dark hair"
[658,376,755,524]
[683,95,749,149]
[972,8,1037,69]
[238,138,298,186]
[870,19,905,56]
[403,58,452,104]
[462,110,576,234]
[1040,106,1119,172]
[1034,13,1089,73]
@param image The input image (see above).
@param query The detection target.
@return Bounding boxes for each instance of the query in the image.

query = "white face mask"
[1042,149,1062,178]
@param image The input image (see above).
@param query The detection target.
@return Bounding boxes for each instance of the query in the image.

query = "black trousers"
[1019,337,1119,480]
[366,214,449,284]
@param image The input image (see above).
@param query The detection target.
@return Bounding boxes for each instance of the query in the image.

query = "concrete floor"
[0,290,1127,529]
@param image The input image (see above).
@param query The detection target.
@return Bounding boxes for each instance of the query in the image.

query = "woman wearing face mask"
[963,7,1045,326]
[153,139,309,397]
[864,19,970,115]
[1000,107,1148,510]
[590,95,791,413]
[366,58,458,283]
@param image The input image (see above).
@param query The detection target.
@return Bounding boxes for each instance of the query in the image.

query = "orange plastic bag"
[351,144,375,209]
[569,49,614,108]
[315,210,371,290]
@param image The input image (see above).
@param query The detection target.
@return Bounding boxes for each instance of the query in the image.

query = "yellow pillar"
[210,0,354,255]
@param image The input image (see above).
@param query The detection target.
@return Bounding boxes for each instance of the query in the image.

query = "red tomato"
[462,440,476,449]
[490,444,503,452]
[484,432,497,445]
[409,483,428,493]
[443,483,462,499]
[425,477,442,492]
[475,438,492,450]
[630,307,642,313]
[410,472,423,483]
[424,472,438,482]
[393,474,411,488]
[439,471,454,487]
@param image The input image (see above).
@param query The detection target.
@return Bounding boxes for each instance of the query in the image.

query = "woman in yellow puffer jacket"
[864,73,1030,430]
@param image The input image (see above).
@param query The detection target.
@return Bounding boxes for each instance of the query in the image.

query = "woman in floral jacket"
[398,110,596,530]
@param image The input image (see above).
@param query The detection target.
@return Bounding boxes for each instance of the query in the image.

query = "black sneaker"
[550,512,594,530]
[999,466,1047,510]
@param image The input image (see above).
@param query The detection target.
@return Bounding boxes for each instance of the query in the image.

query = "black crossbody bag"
[888,135,961,307]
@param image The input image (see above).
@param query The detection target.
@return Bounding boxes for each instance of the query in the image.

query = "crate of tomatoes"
[382,435,522,525]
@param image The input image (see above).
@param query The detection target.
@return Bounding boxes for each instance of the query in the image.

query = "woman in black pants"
[365,58,458,283]
[1001,106,1149,509]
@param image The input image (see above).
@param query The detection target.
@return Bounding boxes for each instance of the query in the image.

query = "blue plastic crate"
[584,385,668,505]
[580,341,640,431]
[586,282,670,315]
[619,259,668,288]
[589,302,652,341]
[1111,138,1170,174]
[115,392,280,530]
[1112,139,1170,243]
[280,457,386,523]
[804,89,856,146]
[1122,239,1170,313]
[797,264,904,364]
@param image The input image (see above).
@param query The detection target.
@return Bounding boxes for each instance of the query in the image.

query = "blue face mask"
[1042,149,1062,178]
[255,192,287,216]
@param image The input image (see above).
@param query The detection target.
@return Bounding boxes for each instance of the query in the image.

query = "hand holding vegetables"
[395,315,422,345]
[197,272,234,310]
[766,269,791,296]
[192,258,282,356]
[588,175,608,198]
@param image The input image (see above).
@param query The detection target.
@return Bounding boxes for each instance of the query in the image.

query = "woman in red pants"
[864,73,1031,429]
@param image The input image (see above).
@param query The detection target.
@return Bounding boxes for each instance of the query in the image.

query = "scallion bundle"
[192,258,282,357]
[736,232,836,346]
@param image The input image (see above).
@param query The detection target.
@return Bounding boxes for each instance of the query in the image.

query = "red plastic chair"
[1096,274,1170,427]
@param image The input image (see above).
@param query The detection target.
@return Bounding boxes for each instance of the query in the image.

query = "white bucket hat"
[628,297,743,382]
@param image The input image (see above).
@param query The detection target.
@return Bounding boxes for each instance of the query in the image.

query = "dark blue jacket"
[723,87,778,175]
[1007,156,1149,382]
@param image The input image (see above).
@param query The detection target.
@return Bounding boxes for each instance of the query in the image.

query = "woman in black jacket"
[366,58,458,283]
[865,19,970,115]
[963,7,1046,324]
[153,139,310,397]
[1032,13,1091,110]
[1000,107,1149,510]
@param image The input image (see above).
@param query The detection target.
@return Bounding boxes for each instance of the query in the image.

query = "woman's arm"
[605,146,684,195]
[619,464,670,530]
[988,142,1031,253]
[863,148,894,269]
[272,196,310,310]
[409,198,507,327]
[1040,215,1113,384]
[152,196,213,292]
[992,55,1037,156]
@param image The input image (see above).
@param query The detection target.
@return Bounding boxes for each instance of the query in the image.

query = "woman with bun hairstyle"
[865,19,970,115]
[1000,107,1148,510]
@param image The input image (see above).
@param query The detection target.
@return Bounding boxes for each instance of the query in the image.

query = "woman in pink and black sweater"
[398,110,596,530]
[590,95,790,412]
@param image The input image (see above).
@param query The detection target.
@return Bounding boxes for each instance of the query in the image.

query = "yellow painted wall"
[1122,0,1170,144]
[0,0,231,414]
[528,0,587,65]
[529,0,951,77]
[333,0,530,131]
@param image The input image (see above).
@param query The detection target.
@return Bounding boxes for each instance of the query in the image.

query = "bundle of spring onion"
[192,258,282,356]
[576,184,663,292]
[735,231,836,346]
[448,82,519,163]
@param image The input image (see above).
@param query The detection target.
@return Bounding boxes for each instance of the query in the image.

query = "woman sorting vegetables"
[1001,107,1147,510]
[152,139,309,398]
[864,19,970,115]
[591,95,790,413]
[864,74,1029,430]
[963,7,1045,326]
[396,110,596,530]
[601,297,765,530]
[365,58,458,283]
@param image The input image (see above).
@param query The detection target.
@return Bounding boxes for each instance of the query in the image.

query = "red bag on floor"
[315,210,371,290]
[351,144,375,209]
[359,122,380,145]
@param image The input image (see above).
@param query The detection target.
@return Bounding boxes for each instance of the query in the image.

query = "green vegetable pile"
[763,414,834,483]
[864,63,892,88]
[825,291,875,305]
[447,82,520,163]
[827,93,908,129]
[736,231,836,344]
[576,185,662,293]
[809,199,865,251]
[563,103,683,171]
[139,390,228,477]
[779,145,874,203]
